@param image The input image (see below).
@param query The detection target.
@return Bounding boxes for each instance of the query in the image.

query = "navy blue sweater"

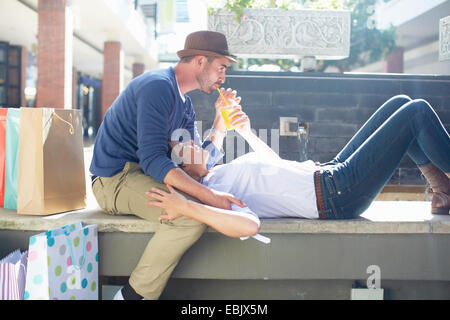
[89,67,222,183]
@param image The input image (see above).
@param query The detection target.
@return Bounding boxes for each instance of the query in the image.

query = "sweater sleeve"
[135,80,178,183]
[202,139,224,170]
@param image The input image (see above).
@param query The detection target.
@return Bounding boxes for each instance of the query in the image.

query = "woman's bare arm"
[237,128,280,161]
[146,185,260,238]
[225,106,280,161]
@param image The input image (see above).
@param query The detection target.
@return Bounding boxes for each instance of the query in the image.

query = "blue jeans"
[317,95,450,219]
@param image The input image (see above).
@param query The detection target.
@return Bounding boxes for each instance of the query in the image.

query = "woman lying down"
[147,95,450,242]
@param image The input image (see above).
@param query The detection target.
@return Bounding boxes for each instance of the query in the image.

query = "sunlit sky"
[158,0,208,56]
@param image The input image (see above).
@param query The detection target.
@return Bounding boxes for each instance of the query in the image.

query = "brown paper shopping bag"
[17,108,86,215]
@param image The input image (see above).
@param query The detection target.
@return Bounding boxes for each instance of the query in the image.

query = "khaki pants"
[92,162,206,299]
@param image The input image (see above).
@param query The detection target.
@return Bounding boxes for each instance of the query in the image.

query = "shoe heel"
[431,207,450,215]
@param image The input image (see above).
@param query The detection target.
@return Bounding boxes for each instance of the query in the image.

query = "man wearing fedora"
[89,30,247,300]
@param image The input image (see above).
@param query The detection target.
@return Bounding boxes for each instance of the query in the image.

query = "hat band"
[177,48,237,63]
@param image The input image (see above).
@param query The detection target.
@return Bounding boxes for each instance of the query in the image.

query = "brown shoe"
[418,162,450,215]
[431,193,450,215]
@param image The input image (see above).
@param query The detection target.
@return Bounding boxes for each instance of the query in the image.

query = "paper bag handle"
[50,224,87,270]
[52,112,74,135]
[44,223,87,270]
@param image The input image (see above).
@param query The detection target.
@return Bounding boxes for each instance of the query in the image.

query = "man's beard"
[196,69,219,94]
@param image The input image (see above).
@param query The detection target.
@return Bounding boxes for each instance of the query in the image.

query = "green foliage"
[206,0,397,72]
[207,0,269,23]
[224,0,258,23]
[318,0,397,72]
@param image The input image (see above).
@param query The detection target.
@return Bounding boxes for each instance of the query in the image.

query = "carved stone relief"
[208,8,351,60]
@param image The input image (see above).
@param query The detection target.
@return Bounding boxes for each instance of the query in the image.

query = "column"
[382,48,404,73]
[20,46,27,107]
[72,66,78,109]
[101,41,123,120]
[36,0,72,109]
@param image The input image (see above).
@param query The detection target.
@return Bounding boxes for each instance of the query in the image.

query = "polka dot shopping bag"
[24,223,98,300]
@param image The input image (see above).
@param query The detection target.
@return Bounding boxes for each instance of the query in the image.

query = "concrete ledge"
[1,201,449,285]
[0,201,449,234]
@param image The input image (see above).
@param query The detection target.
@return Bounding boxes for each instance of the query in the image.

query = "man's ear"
[195,55,207,67]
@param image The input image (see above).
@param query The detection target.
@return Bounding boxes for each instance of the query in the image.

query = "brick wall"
[36,0,72,109]
[189,72,450,186]
[101,41,123,120]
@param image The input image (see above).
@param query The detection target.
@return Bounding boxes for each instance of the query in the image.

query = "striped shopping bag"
[0,249,27,300]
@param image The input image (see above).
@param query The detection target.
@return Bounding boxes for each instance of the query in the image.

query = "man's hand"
[207,188,246,210]
[181,162,209,182]
[162,154,246,211]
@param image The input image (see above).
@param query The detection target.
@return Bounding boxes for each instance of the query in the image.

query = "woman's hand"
[146,185,187,221]
[229,106,251,134]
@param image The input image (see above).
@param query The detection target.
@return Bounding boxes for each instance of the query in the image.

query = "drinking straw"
[217,88,230,106]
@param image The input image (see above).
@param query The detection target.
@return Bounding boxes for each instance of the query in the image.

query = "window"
[0,42,7,107]
[0,42,21,108]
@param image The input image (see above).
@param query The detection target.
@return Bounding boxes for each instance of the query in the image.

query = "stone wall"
[189,71,450,186]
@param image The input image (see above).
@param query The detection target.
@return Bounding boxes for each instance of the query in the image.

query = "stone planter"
[208,8,351,60]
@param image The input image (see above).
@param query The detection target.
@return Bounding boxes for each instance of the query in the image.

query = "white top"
[175,75,186,103]
[202,152,319,220]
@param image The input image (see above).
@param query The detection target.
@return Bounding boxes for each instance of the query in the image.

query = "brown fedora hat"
[177,30,237,63]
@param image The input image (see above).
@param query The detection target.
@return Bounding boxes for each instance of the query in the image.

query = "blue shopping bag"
[4,108,20,210]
